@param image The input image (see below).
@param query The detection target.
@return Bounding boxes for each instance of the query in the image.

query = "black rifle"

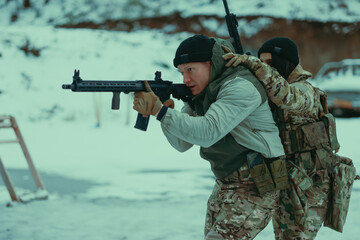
[223,0,244,54]
[62,70,192,131]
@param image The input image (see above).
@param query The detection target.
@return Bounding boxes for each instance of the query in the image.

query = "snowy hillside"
[1,0,360,26]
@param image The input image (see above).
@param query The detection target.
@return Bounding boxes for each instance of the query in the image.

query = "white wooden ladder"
[0,115,47,203]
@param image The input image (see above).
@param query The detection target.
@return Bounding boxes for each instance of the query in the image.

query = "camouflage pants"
[204,175,279,240]
[273,169,331,239]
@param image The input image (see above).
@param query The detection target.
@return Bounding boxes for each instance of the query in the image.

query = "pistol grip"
[134,113,150,131]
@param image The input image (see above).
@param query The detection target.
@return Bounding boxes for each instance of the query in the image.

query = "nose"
[183,73,190,84]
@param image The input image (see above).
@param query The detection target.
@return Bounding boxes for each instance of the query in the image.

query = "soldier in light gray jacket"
[133,34,285,240]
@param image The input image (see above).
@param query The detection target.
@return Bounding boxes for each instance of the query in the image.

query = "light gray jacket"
[160,77,284,158]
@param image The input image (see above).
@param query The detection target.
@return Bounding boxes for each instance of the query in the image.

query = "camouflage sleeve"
[243,56,316,112]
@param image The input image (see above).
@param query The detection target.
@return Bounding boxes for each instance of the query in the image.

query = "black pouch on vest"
[246,152,275,195]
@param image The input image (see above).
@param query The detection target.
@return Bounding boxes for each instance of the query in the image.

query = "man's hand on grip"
[163,99,175,109]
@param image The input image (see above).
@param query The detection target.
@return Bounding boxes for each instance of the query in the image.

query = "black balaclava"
[258,37,299,79]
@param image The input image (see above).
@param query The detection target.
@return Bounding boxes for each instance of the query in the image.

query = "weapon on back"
[223,0,244,54]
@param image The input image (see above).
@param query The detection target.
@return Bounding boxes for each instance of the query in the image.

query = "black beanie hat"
[258,37,299,66]
[173,34,215,68]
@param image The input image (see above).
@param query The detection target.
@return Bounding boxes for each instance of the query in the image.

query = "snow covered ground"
[1,116,358,240]
[0,1,360,238]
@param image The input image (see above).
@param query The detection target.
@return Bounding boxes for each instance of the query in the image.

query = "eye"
[188,68,193,72]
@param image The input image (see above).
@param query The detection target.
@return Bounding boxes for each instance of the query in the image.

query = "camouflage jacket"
[242,57,326,131]
[239,56,351,233]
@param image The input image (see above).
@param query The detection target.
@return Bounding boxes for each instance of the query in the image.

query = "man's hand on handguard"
[133,81,163,117]
[221,45,250,68]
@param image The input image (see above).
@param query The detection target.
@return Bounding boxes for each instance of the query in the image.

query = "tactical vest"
[271,87,340,156]
[192,66,267,179]
[270,83,356,232]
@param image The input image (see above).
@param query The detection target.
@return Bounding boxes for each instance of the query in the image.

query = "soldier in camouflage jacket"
[223,37,340,239]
